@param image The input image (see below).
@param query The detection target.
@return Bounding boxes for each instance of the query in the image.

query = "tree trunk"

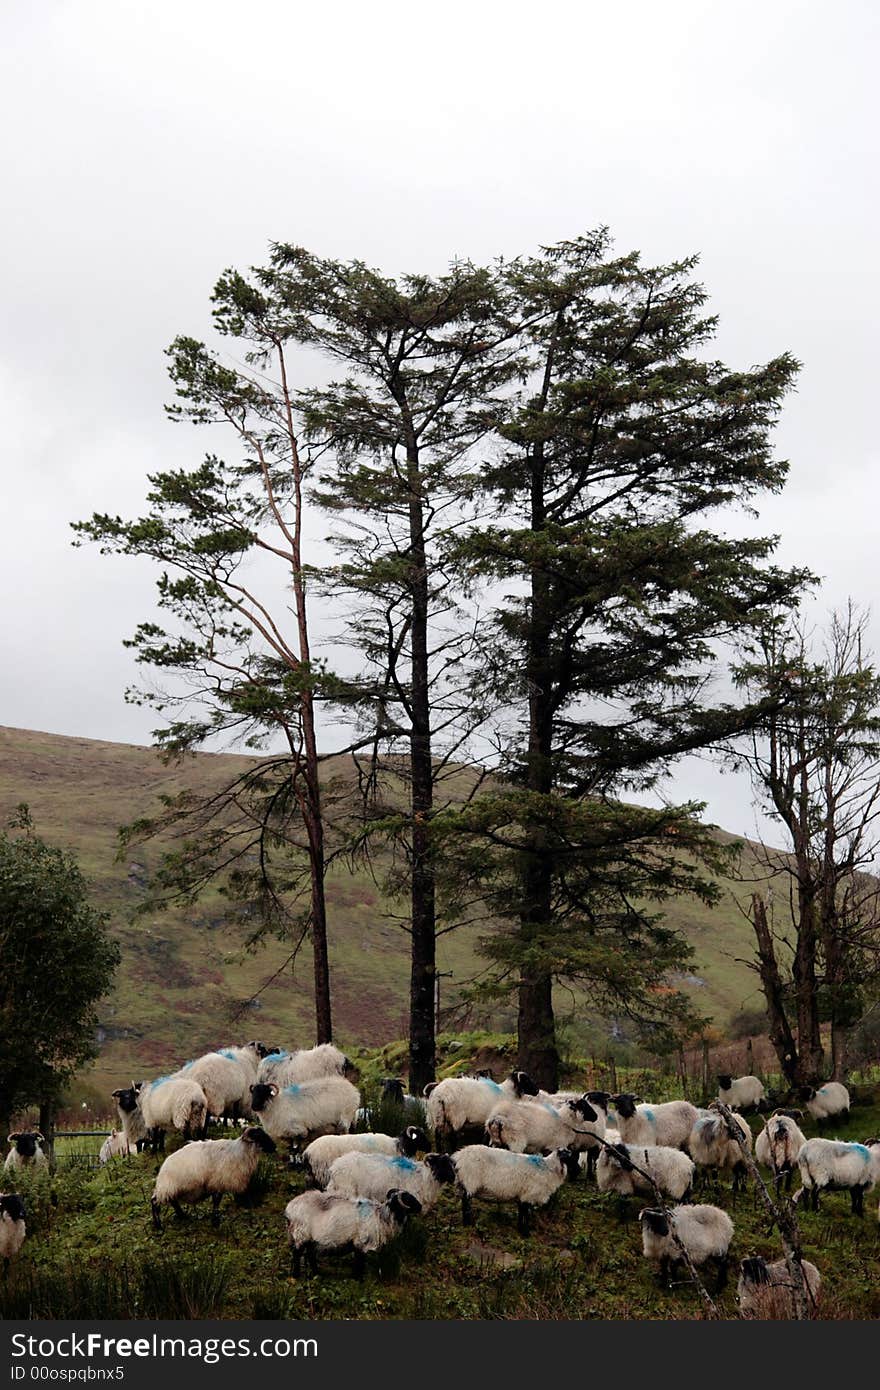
[751,894,800,1085]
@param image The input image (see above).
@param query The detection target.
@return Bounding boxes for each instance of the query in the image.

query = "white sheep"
[736,1255,822,1319]
[302,1126,429,1189]
[639,1204,734,1289]
[687,1110,753,1193]
[485,1095,599,1155]
[257,1044,355,1087]
[755,1111,807,1194]
[539,1091,609,1175]
[99,1129,135,1164]
[795,1137,880,1215]
[452,1145,580,1233]
[150,1126,276,1229]
[326,1151,456,1211]
[596,1142,694,1202]
[139,1075,209,1153]
[716,1074,766,1112]
[111,1084,147,1152]
[248,1076,360,1150]
[4,1133,48,1173]
[426,1071,538,1149]
[0,1194,26,1270]
[285,1188,422,1279]
[174,1051,253,1125]
[612,1095,699,1150]
[795,1082,850,1125]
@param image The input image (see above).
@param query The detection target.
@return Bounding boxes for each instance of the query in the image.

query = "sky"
[2,0,877,845]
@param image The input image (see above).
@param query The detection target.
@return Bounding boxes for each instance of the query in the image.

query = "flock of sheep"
[1,1040,878,1319]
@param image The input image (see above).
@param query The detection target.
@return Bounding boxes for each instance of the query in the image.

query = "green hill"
[0,725,776,1091]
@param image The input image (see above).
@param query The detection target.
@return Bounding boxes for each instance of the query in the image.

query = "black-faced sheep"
[0,1193,26,1271]
[325,1151,456,1211]
[284,1188,422,1279]
[4,1133,48,1174]
[485,1095,598,1155]
[452,1145,580,1233]
[687,1110,753,1193]
[302,1127,429,1188]
[716,1074,766,1112]
[794,1136,880,1214]
[596,1142,694,1202]
[639,1204,734,1290]
[111,1084,147,1152]
[425,1071,538,1150]
[794,1082,850,1125]
[150,1126,276,1230]
[612,1095,699,1150]
[139,1075,209,1153]
[755,1111,807,1194]
[248,1077,360,1151]
[257,1044,356,1088]
[737,1255,822,1319]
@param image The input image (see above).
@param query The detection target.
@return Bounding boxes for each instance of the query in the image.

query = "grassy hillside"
[0,724,779,1092]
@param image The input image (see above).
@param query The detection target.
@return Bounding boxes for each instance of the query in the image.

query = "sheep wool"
[150,1126,276,1229]
[795,1137,880,1215]
[737,1256,822,1319]
[303,1127,428,1189]
[0,1194,26,1266]
[257,1044,353,1087]
[612,1096,699,1150]
[485,1096,598,1155]
[755,1112,807,1192]
[248,1077,361,1148]
[716,1074,766,1111]
[798,1082,850,1124]
[452,1146,579,1233]
[285,1188,422,1278]
[99,1130,134,1164]
[426,1072,538,1148]
[326,1151,456,1211]
[596,1143,694,1201]
[139,1075,209,1150]
[687,1111,752,1191]
[4,1133,48,1173]
[639,1204,734,1286]
[174,1052,252,1122]
[111,1085,147,1151]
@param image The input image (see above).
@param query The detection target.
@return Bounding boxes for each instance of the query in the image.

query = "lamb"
[596,1142,694,1202]
[302,1126,429,1188]
[755,1111,807,1193]
[716,1074,766,1112]
[99,1129,135,1164]
[248,1077,361,1151]
[795,1082,850,1125]
[285,1188,422,1279]
[0,1194,26,1271]
[612,1095,699,1150]
[138,1075,209,1153]
[794,1136,880,1214]
[150,1126,276,1230]
[737,1255,822,1319]
[452,1145,580,1233]
[687,1110,753,1193]
[256,1044,355,1087]
[485,1095,599,1155]
[325,1151,456,1211]
[639,1204,734,1289]
[111,1084,147,1152]
[4,1133,48,1173]
[426,1071,539,1150]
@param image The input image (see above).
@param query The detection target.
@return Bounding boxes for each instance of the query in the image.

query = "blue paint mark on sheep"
[283,1084,301,1097]
[847,1144,871,1162]
[526,1154,545,1168]
[151,1075,173,1089]
[478,1079,502,1093]
[218,1049,237,1062]
[642,1108,655,1124]
[268,1050,290,1063]
[388,1156,417,1171]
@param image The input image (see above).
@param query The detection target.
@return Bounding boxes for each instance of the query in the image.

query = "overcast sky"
[2,0,877,844]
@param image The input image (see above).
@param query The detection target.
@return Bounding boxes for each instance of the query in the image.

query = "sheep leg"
[517,1202,531,1236]
[812,1186,820,1212]
[461,1192,474,1226]
[851,1185,864,1217]
[211,1194,223,1227]
[307,1243,319,1275]
[352,1249,366,1281]
[714,1255,729,1294]
[291,1245,302,1278]
[658,1255,671,1287]
[171,1199,188,1222]
[150,1197,162,1232]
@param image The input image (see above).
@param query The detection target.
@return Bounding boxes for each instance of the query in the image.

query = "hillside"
[0,725,778,1091]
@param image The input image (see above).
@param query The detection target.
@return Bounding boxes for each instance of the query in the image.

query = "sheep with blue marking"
[612,1095,699,1150]
[452,1145,580,1234]
[596,1142,694,1202]
[4,1133,48,1174]
[737,1255,822,1319]
[257,1044,355,1088]
[755,1111,807,1194]
[716,1074,766,1112]
[248,1076,360,1151]
[794,1136,880,1214]
[0,1194,26,1272]
[639,1204,734,1290]
[284,1188,422,1279]
[541,1091,610,1175]
[425,1071,539,1150]
[687,1109,753,1193]
[795,1082,850,1126]
[302,1126,429,1189]
[138,1075,209,1153]
[150,1126,276,1230]
[173,1050,255,1127]
[325,1150,456,1211]
[485,1095,599,1155]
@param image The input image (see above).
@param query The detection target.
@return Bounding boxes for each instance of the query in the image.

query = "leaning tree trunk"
[751,894,800,1086]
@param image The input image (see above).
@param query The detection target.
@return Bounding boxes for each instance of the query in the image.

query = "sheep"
[538,1090,609,1175]
[426,1071,539,1150]
[687,1110,753,1193]
[99,1129,135,1164]
[612,1095,699,1150]
[485,1095,599,1155]
[285,1188,422,1279]
[256,1044,355,1088]
[0,1194,26,1271]
[150,1126,276,1230]
[452,1145,580,1234]
[737,1255,822,1319]
[596,1142,695,1202]
[4,1133,48,1173]
[755,1111,807,1194]
[111,1084,147,1152]
[794,1136,880,1215]
[326,1150,456,1211]
[302,1126,429,1188]
[174,1051,254,1127]
[716,1074,766,1112]
[248,1076,361,1151]
[138,1075,209,1153]
[639,1204,734,1290]
[795,1082,850,1125]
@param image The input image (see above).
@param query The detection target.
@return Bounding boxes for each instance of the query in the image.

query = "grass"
[3,1081,879,1321]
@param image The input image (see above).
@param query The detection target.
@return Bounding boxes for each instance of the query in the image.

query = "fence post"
[39,1099,56,1173]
